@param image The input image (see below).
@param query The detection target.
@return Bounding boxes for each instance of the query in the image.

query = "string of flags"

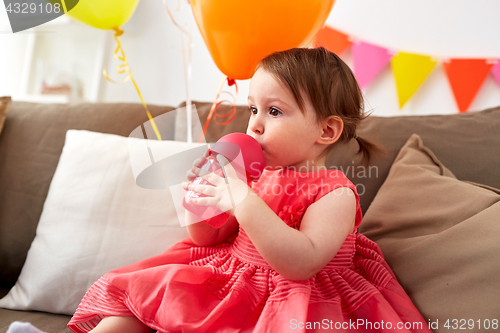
[313,26,500,113]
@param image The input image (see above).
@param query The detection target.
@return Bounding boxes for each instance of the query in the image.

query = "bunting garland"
[391,53,437,108]
[314,26,352,55]
[443,59,494,112]
[352,41,392,89]
[314,26,500,113]
[492,61,500,87]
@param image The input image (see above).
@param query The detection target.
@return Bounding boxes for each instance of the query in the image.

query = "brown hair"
[257,47,386,166]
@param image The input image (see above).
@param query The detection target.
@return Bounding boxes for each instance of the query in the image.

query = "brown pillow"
[327,106,500,215]
[0,101,176,288]
[0,96,12,135]
[360,133,500,332]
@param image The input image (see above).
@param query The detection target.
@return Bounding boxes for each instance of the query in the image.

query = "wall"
[0,25,30,99]
[2,0,500,116]
[102,0,500,116]
[326,0,500,116]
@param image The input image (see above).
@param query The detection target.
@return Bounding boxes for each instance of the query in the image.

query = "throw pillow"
[0,101,176,288]
[328,106,500,215]
[0,130,205,315]
[0,96,11,135]
[360,133,500,332]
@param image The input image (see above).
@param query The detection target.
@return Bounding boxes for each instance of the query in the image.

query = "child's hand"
[182,155,250,216]
[185,148,210,183]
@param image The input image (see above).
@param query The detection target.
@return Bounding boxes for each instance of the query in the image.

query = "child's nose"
[248,117,264,135]
[248,121,264,134]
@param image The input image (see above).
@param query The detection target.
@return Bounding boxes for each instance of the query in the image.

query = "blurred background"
[1,0,499,116]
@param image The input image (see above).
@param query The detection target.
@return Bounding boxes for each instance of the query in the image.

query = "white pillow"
[0,130,205,315]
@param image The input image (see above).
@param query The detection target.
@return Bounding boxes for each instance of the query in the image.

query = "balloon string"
[163,0,191,37]
[199,76,238,143]
[199,77,224,143]
[163,0,193,143]
[60,0,68,13]
[214,78,238,126]
[103,27,162,141]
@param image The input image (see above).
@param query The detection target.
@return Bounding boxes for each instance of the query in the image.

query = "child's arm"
[235,187,356,281]
[188,155,356,280]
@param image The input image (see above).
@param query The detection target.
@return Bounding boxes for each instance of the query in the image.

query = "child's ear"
[318,115,343,145]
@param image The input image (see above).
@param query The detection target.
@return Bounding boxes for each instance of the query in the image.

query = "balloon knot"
[227,78,236,86]
[113,27,124,37]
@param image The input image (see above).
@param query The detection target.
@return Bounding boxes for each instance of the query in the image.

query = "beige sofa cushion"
[0,96,11,135]
[331,105,500,215]
[0,130,198,315]
[0,288,71,333]
[0,308,71,333]
[0,102,176,288]
[361,134,500,332]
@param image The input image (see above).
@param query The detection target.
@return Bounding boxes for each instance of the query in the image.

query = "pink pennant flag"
[352,41,392,89]
[492,61,500,86]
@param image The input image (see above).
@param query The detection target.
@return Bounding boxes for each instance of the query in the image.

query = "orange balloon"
[190,0,335,80]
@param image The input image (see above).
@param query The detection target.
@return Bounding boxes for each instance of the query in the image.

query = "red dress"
[68,169,431,333]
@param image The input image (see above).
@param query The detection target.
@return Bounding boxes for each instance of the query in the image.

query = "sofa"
[0,96,499,333]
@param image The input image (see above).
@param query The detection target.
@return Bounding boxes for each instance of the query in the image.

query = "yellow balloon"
[65,0,140,30]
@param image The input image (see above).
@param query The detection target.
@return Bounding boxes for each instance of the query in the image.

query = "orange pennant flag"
[314,26,352,55]
[443,59,494,113]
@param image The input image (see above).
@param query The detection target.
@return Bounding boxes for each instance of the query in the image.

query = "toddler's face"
[247,68,323,171]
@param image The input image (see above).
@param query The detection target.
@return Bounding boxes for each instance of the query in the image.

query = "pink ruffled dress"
[68,169,431,333]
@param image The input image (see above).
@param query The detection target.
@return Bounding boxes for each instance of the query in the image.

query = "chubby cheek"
[264,144,295,168]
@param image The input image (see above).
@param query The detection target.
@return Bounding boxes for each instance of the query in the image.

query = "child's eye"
[248,106,257,114]
[269,107,282,116]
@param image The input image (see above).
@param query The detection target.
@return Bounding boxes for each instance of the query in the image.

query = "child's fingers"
[194,149,211,168]
[193,166,212,178]
[186,150,209,180]
[193,157,205,168]
[186,170,197,182]
[186,166,213,182]
[186,148,213,182]
[199,169,224,186]
[182,181,217,197]
[185,195,213,206]
[188,150,208,173]
[186,165,204,182]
